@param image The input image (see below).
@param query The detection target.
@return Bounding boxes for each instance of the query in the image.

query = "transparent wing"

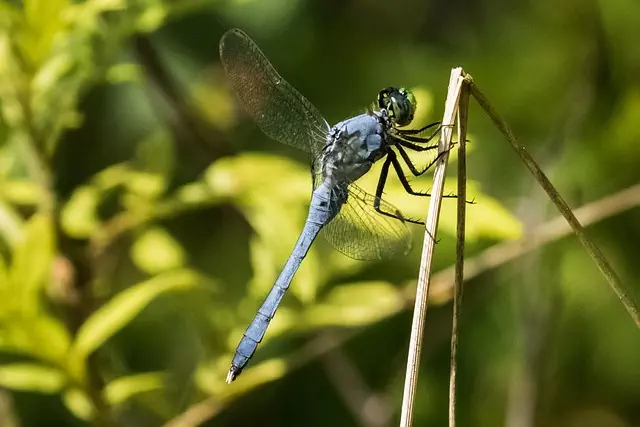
[219,29,330,153]
[321,182,412,261]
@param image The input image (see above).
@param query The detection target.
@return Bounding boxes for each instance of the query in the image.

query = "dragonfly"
[220,28,447,383]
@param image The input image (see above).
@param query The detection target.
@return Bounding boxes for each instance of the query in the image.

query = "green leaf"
[197,357,287,398]
[68,270,200,381]
[60,185,101,238]
[0,200,24,248]
[137,3,169,32]
[0,316,72,364]
[0,363,65,393]
[130,227,186,274]
[205,153,309,202]
[63,388,93,421]
[104,372,165,406]
[22,0,70,65]
[123,170,167,200]
[106,63,142,84]
[93,163,133,190]
[0,180,42,206]
[353,162,522,242]
[302,281,405,329]
[447,184,523,241]
[9,213,55,313]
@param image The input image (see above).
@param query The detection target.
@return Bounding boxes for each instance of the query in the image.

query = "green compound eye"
[377,87,417,126]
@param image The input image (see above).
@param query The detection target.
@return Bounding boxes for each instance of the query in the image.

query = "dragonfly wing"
[219,29,330,153]
[321,182,412,261]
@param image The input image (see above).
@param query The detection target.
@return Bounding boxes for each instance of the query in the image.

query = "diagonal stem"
[468,80,640,329]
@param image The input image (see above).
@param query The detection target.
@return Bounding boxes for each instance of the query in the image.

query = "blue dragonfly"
[220,29,445,383]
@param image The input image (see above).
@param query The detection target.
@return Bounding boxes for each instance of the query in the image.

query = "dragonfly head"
[377,87,416,127]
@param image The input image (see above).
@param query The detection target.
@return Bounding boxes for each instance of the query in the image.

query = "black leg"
[396,143,450,176]
[395,133,438,144]
[392,149,475,204]
[396,121,440,135]
[396,139,439,152]
[388,150,460,200]
[396,144,426,176]
[373,156,424,225]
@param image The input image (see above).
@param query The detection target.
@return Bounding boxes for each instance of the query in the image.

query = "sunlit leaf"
[137,3,168,32]
[104,372,165,406]
[68,269,200,381]
[9,213,55,313]
[0,316,72,364]
[354,161,522,242]
[106,63,142,84]
[438,181,523,241]
[32,54,74,95]
[93,163,133,190]
[0,363,65,393]
[0,180,42,206]
[174,182,214,206]
[302,281,405,329]
[130,227,186,274]
[205,153,309,201]
[63,388,94,421]
[0,200,22,247]
[22,0,70,65]
[61,185,101,238]
[197,356,287,398]
[123,170,166,200]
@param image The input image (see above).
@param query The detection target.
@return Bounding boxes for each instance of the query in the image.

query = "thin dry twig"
[429,181,640,303]
[448,78,470,427]
[468,81,640,328]
[399,67,465,427]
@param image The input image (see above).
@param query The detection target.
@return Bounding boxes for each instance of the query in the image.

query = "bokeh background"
[0,0,639,426]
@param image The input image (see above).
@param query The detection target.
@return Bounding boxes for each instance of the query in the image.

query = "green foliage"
[103,372,165,405]
[68,269,200,381]
[0,363,66,393]
[0,0,637,426]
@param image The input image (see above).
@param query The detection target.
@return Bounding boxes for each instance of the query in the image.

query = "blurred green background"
[0,0,639,426]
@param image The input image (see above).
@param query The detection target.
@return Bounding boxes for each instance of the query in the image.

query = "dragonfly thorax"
[323,113,388,184]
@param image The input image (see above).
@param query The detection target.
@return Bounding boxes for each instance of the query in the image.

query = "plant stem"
[469,81,640,329]
[399,67,464,427]
[449,77,470,427]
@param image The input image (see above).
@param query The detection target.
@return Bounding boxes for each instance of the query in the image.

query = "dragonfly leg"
[390,149,475,204]
[388,150,461,200]
[396,142,455,177]
[395,144,428,176]
[373,156,424,225]
[395,133,438,143]
[396,121,441,136]
[396,139,439,152]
